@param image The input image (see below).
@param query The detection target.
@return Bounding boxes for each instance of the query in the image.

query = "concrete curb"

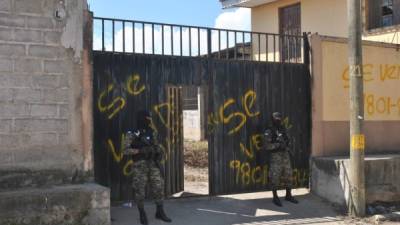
[374,211,400,223]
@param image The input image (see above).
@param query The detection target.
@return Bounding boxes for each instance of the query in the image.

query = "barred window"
[368,0,400,30]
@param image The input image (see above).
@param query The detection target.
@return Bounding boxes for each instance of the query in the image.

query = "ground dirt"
[182,140,208,196]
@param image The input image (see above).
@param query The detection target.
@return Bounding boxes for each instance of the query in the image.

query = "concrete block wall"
[0,1,110,224]
[311,154,400,208]
[0,184,110,225]
[0,0,92,178]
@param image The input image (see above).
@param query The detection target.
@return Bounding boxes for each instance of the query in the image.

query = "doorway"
[174,85,209,197]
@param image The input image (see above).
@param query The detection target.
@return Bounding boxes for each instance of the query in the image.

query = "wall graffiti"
[126,73,146,96]
[208,86,304,188]
[95,72,180,178]
[364,93,400,116]
[342,64,400,88]
[97,84,126,120]
[228,159,308,187]
[208,90,260,135]
[96,73,146,120]
[106,132,171,177]
[340,64,400,117]
[323,39,400,121]
[239,133,263,160]
[230,160,268,186]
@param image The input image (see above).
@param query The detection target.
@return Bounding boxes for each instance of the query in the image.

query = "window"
[368,0,400,30]
[279,3,301,62]
[382,0,393,26]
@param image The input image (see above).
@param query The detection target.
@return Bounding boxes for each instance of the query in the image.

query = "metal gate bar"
[93,17,305,63]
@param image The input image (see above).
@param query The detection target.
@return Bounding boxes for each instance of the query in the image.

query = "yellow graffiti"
[153,100,180,145]
[107,134,126,163]
[251,134,263,150]
[123,160,134,176]
[240,143,254,159]
[126,74,146,96]
[291,169,309,187]
[106,132,171,177]
[282,117,293,130]
[364,93,400,116]
[252,166,263,184]
[379,64,400,81]
[106,134,138,177]
[241,162,251,185]
[97,84,126,119]
[158,140,169,163]
[219,98,247,135]
[149,117,159,134]
[209,90,261,135]
[230,160,268,186]
[239,133,263,159]
[340,64,400,88]
[230,160,241,184]
[207,112,220,133]
[229,160,309,187]
[153,102,172,129]
[242,90,260,117]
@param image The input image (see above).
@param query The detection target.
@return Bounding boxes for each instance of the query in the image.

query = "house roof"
[220,0,280,8]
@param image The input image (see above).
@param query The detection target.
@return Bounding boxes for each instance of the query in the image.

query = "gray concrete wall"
[311,154,400,207]
[0,0,93,177]
[0,184,110,225]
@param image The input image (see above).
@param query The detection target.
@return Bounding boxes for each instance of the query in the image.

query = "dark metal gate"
[207,61,310,195]
[92,17,311,200]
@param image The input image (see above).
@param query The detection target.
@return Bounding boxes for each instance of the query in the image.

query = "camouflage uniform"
[131,156,164,205]
[125,110,172,224]
[264,126,293,189]
[124,129,164,207]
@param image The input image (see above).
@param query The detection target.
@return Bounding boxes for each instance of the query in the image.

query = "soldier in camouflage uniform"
[264,112,299,207]
[124,110,172,225]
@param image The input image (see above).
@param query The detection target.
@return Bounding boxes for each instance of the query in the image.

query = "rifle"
[125,130,164,175]
[264,129,291,153]
[275,130,295,160]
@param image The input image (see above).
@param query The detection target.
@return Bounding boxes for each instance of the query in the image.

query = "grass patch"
[184,140,208,168]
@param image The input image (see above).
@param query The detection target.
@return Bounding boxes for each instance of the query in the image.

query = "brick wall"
[0,0,92,174]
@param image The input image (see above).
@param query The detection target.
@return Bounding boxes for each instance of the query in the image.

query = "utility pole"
[347,0,365,217]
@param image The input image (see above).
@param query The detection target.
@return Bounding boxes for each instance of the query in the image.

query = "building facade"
[221,0,400,44]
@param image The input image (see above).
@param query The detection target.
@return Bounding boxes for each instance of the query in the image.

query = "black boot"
[138,206,148,225]
[272,189,282,207]
[155,204,172,223]
[285,188,299,204]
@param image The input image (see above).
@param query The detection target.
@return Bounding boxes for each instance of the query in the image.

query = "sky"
[87,0,250,30]
[89,0,251,54]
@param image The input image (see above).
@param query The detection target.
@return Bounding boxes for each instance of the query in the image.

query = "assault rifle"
[125,130,164,173]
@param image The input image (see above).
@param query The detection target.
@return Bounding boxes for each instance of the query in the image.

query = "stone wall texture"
[0,0,92,176]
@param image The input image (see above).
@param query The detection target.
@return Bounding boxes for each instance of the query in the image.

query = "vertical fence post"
[207,28,212,58]
[303,33,310,66]
[101,19,105,51]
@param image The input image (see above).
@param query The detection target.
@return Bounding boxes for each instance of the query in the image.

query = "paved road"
[111,189,347,225]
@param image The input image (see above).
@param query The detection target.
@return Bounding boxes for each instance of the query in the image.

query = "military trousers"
[269,150,293,189]
[132,160,164,207]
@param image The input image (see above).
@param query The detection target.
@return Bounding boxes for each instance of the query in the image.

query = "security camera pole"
[347,0,365,217]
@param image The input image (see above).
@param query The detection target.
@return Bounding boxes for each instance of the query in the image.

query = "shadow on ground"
[111,189,345,225]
